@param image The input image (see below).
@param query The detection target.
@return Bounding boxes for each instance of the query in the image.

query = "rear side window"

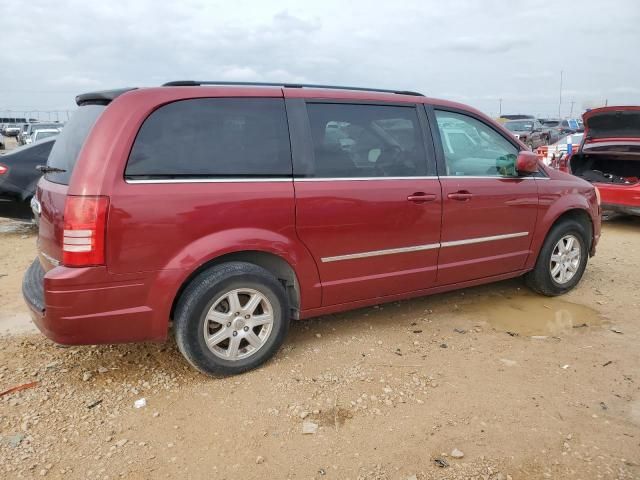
[46,105,105,185]
[305,103,428,178]
[125,98,291,178]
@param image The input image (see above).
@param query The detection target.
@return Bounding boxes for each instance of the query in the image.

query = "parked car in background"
[24,123,62,144]
[567,106,640,216]
[539,119,562,144]
[559,118,584,134]
[0,134,5,150]
[498,114,535,123]
[31,129,61,143]
[503,119,551,148]
[3,124,21,137]
[0,137,55,219]
[22,81,600,376]
[18,124,31,145]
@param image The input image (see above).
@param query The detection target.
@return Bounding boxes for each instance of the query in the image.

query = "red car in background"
[567,106,640,216]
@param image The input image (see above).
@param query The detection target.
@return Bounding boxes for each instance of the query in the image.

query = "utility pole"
[569,100,575,118]
[499,98,502,116]
[558,70,563,119]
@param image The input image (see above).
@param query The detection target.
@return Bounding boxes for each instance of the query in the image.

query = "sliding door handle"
[407,193,437,203]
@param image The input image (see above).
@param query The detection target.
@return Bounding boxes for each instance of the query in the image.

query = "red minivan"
[23,82,601,376]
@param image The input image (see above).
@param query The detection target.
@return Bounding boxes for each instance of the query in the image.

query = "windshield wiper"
[36,165,66,174]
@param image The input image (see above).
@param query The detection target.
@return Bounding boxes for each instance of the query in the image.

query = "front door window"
[435,110,519,177]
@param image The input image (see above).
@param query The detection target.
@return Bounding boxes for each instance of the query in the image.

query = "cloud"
[444,36,531,54]
[0,0,638,118]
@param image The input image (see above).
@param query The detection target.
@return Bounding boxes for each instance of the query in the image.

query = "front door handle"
[407,192,437,203]
[447,191,473,201]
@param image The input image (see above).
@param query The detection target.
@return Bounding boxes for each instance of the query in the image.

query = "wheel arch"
[170,250,302,322]
[526,200,595,271]
[549,208,593,241]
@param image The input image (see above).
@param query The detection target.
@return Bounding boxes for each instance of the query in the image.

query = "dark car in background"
[539,119,562,144]
[0,137,54,219]
[503,119,551,148]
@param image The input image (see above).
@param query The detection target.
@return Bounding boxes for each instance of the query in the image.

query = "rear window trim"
[125,176,293,184]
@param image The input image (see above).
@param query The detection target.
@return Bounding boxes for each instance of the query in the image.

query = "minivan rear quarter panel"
[35,87,324,342]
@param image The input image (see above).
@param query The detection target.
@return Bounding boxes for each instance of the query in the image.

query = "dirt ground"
[0,216,638,480]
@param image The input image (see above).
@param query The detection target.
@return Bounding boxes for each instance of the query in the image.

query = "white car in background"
[24,123,64,144]
[31,128,61,143]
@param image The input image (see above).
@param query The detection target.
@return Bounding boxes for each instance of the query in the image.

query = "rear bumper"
[22,258,174,345]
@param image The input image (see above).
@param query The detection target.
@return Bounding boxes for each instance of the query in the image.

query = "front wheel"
[525,218,590,296]
[174,262,290,376]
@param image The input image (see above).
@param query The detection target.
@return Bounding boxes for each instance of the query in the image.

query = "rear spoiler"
[75,88,137,106]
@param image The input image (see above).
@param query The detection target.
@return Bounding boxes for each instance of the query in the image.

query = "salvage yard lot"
[0,217,639,479]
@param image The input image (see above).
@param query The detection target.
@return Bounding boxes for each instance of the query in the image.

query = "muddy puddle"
[460,291,605,337]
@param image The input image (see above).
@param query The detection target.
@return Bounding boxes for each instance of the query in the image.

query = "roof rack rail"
[162,80,424,96]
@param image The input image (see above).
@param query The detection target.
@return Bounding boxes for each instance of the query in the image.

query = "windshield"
[504,121,533,131]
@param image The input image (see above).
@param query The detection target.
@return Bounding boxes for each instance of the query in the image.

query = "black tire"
[174,262,290,376]
[525,218,590,296]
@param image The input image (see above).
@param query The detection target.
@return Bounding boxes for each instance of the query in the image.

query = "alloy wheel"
[549,234,581,284]
[202,288,274,360]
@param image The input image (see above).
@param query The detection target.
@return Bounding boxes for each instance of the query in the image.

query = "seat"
[314,145,358,177]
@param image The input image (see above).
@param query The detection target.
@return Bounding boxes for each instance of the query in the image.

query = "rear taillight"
[0,164,7,175]
[62,196,109,267]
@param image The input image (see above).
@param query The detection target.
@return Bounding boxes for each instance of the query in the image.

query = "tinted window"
[46,105,104,185]
[126,98,291,178]
[305,103,428,178]
[435,110,519,177]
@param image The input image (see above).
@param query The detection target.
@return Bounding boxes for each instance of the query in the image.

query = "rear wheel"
[174,262,290,376]
[525,218,590,296]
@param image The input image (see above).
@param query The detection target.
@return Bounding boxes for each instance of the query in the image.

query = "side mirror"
[516,150,539,174]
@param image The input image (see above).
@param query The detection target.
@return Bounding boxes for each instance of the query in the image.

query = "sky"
[1,0,639,120]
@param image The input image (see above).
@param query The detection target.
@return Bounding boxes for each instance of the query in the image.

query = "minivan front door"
[287,98,442,306]
[431,108,539,285]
